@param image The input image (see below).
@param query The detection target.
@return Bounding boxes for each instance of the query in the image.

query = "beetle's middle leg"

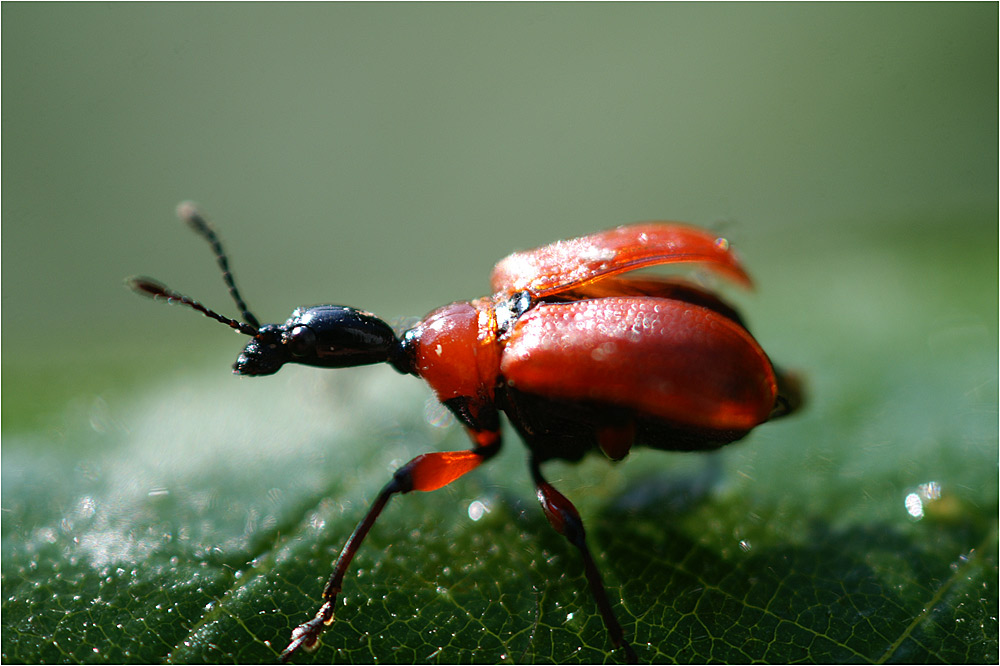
[530,457,638,664]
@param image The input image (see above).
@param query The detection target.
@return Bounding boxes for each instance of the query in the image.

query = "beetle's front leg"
[280,428,501,662]
[530,458,638,664]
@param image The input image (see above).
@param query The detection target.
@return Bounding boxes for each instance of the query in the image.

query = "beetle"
[129,203,802,663]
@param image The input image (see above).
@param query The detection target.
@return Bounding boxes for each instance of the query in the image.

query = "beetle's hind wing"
[490,223,752,298]
[550,275,749,327]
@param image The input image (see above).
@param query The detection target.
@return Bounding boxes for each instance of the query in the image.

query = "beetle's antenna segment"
[176,201,261,330]
[127,276,259,337]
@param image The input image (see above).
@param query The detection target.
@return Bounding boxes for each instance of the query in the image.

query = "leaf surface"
[3,222,996,664]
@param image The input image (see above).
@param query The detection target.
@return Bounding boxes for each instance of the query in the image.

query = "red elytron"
[130,205,802,663]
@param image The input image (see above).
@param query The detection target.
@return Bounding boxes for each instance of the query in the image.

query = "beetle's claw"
[279,623,319,662]
[280,603,333,662]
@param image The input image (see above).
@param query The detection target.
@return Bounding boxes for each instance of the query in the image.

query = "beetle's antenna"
[127,276,259,337]
[176,201,261,330]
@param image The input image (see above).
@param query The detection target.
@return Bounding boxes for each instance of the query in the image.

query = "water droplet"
[468,500,490,521]
[904,492,924,520]
[76,496,97,518]
[919,481,942,501]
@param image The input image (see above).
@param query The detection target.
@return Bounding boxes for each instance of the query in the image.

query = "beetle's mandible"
[129,203,803,663]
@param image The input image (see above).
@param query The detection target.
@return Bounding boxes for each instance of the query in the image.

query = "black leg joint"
[388,470,412,495]
[561,511,587,550]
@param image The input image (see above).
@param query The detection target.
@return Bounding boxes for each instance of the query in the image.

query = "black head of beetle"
[234,306,402,376]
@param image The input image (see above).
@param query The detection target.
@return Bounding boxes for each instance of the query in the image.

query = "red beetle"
[130,204,802,663]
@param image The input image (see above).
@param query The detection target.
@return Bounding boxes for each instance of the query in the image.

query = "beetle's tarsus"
[280,608,328,662]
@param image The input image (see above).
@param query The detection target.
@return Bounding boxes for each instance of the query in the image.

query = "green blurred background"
[3,3,995,410]
[2,3,997,663]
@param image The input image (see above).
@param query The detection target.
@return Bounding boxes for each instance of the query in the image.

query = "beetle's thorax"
[404,298,503,406]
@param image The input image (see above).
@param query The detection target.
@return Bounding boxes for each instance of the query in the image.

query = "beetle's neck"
[390,333,418,375]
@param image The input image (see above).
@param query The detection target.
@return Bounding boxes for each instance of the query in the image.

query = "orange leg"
[280,429,501,662]
[531,458,638,664]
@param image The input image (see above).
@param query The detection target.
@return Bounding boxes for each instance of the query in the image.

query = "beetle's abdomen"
[500,297,777,431]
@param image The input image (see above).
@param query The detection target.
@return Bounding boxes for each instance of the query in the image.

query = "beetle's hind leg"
[530,457,638,664]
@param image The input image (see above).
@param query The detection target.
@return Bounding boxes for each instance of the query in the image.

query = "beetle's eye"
[287,325,316,357]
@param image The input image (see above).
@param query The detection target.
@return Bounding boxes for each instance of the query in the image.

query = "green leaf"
[3,220,996,663]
